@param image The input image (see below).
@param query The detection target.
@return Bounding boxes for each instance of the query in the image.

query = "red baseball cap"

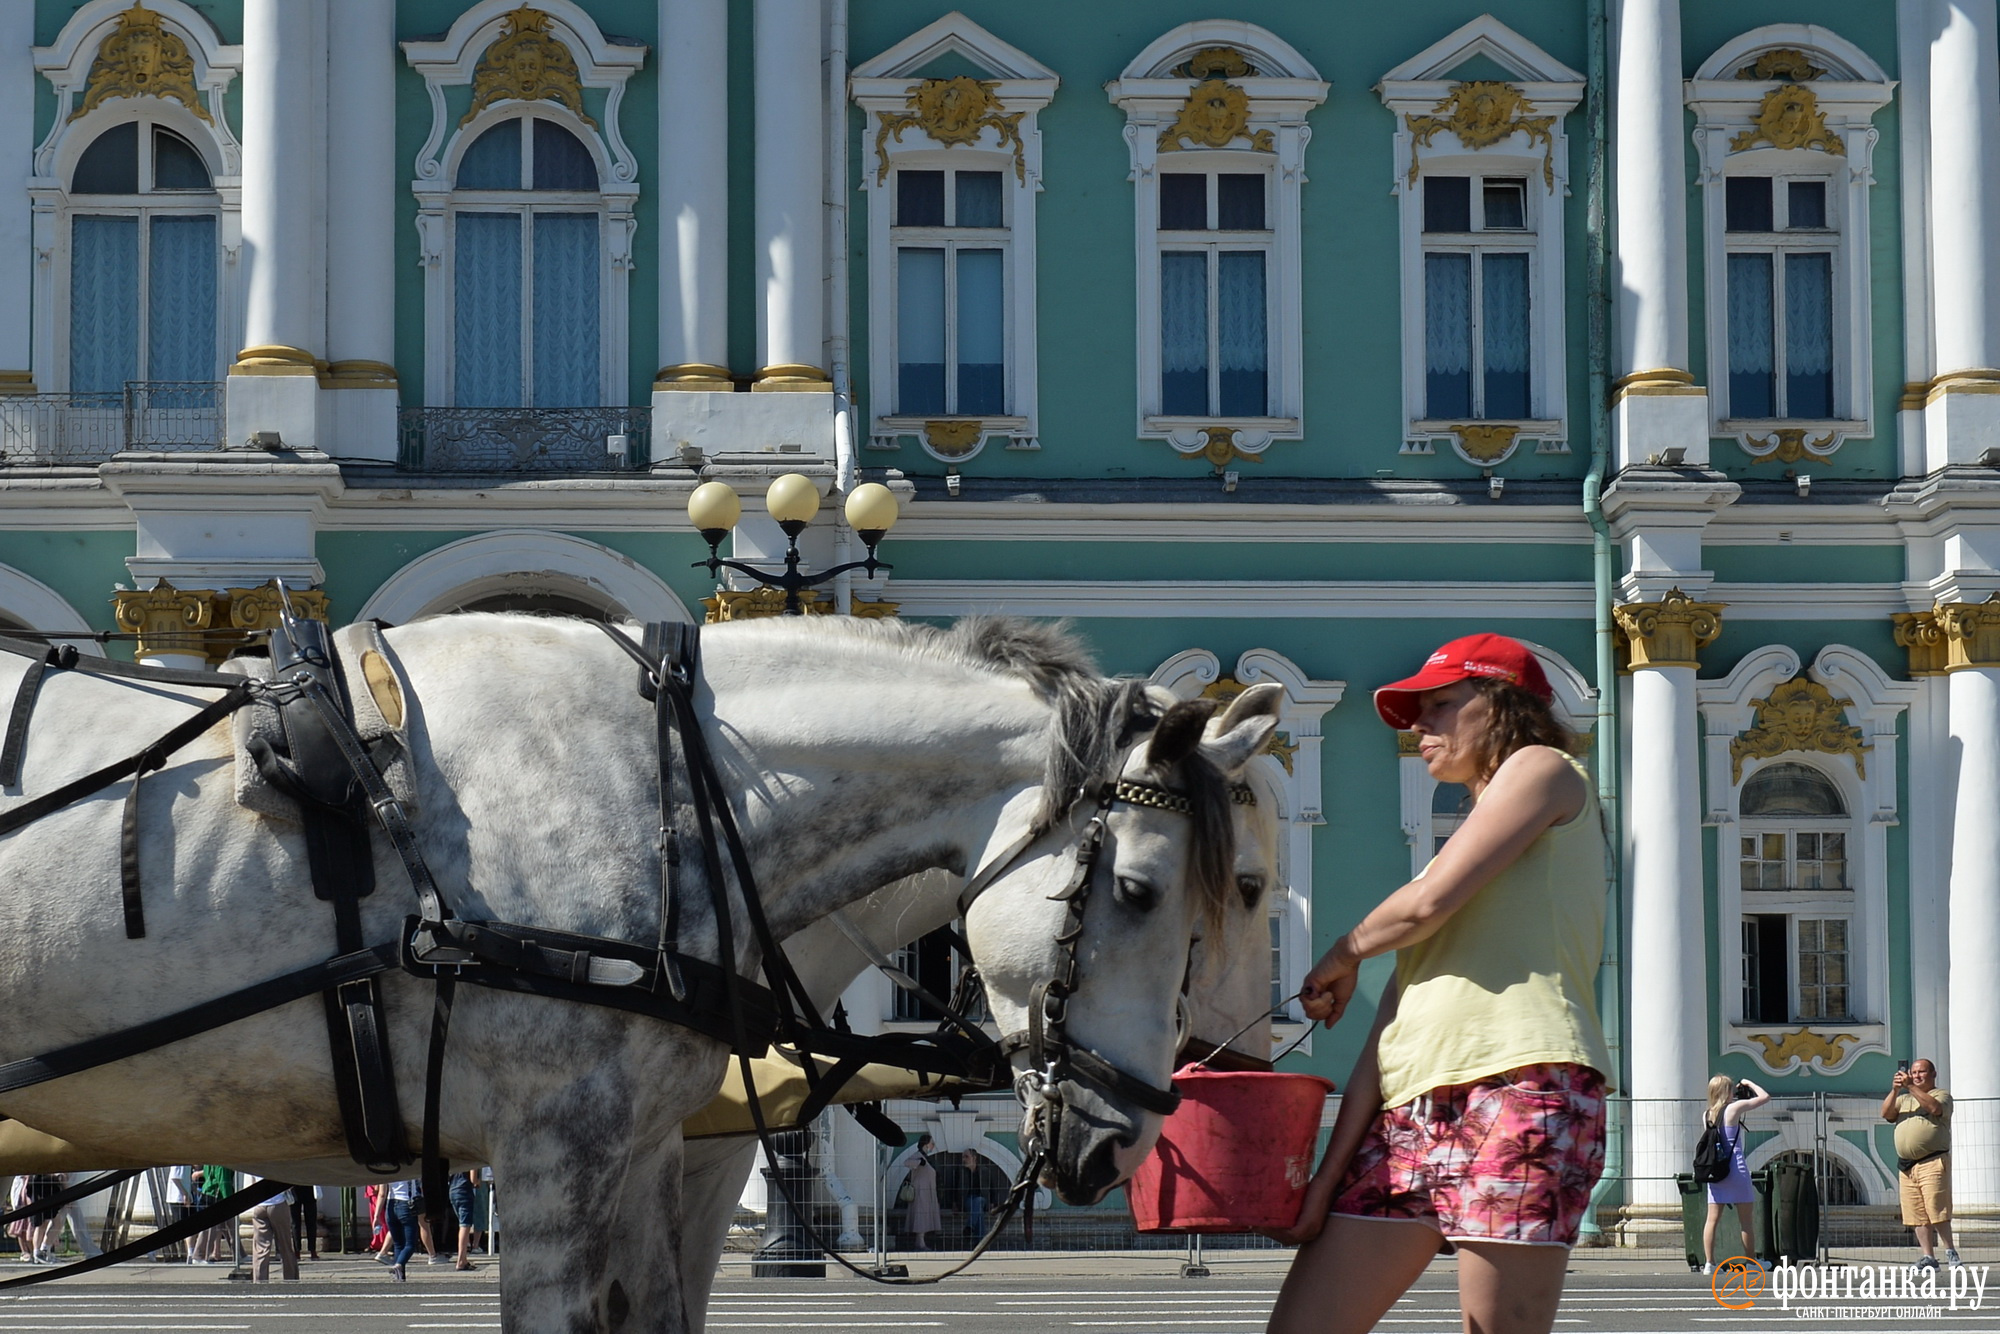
[1373,633,1553,730]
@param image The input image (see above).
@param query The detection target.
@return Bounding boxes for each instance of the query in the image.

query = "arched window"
[1740,761,1851,1024]
[448,114,605,408]
[65,118,220,392]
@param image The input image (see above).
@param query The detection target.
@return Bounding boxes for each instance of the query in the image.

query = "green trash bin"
[1675,1174,1706,1270]
[1757,1159,1820,1264]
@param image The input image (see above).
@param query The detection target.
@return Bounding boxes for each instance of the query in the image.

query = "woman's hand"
[1300,938,1360,1027]
[1257,1170,1339,1246]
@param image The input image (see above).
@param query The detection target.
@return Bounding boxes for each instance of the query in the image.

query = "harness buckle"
[371,794,408,825]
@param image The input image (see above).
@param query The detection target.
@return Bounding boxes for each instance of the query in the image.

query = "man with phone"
[1882,1058,1958,1271]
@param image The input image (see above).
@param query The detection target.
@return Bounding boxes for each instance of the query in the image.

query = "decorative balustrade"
[396,407,652,473]
[0,382,224,466]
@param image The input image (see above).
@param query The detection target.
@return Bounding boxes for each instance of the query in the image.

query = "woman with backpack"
[1700,1075,1770,1273]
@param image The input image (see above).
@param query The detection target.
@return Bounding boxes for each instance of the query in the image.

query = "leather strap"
[420,975,456,1209]
[0,650,50,786]
[118,749,166,939]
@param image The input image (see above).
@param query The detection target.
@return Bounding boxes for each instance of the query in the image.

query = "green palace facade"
[4,0,1998,1239]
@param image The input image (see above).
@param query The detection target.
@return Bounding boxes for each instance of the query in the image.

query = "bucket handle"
[1189,990,1311,1071]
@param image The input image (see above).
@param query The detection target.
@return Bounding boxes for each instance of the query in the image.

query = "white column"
[229,0,328,449]
[1610,0,1708,465]
[321,0,398,460]
[656,0,731,389]
[753,0,827,388]
[1945,602,2000,1221]
[1923,0,2000,463]
[0,0,35,390]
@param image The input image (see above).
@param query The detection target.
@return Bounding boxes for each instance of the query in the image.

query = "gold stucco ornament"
[1405,81,1556,188]
[1730,83,1843,155]
[1159,79,1274,153]
[1743,427,1837,464]
[461,6,596,128]
[1745,1027,1858,1072]
[1735,48,1826,82]
[73,2,212,125]
[1731,676,1869,781]
[874,77,1026,184]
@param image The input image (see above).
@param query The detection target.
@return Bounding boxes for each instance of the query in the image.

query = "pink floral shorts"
[1328,1062,1607,1248]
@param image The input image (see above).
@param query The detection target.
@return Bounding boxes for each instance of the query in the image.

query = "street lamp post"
[687,474,900,615]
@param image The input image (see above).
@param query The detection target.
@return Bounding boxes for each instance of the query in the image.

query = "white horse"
[0,614,1274,1331]
[676,729,1283,1327]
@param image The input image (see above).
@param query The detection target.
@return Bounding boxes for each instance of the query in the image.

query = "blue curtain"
[532,212,599,406]
[1785,252,1833,418]
[897,247,945,415]
[454,212,522,406]
[1160,251,1208,416]
[1728,253,1775,418]
[1481,252,1531,419]
[1217,251,1266,417]
[1424,252,1472,419]
[148,215,216,382]
[70,215,138,393]
[955,248,1004,415]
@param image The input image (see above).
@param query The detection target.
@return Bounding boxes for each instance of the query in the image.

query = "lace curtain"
[1160,251,1208,416]
[147,215,216,382]
[1727,253,1775,418]
[954,248,1004,416]
[1424,252,1471,419]
[532,212,599,407]
[454,212,522,407]
[1217,251,1266,417]
[1480,253,1530,419]
[69,215,138,393]
[1784,253,1833,419]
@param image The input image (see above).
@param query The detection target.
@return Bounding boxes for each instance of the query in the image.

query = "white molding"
[1107,23,1327,454]
[1149,647,1345,1046]
[1686,28,1894,454]
[0,563,103,652]
[403,1,645,408]
[354,529,693,624]
[1695,642,1914,1076]
[852,16,1057,460]
[31,3,243,392]
[1895,3,1936,476]
[1379,17,1581,463]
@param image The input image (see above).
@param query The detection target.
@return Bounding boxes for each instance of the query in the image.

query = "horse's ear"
[1115,682,1164,746]
[1146,698,1217,770]
[1199,683,1282,776]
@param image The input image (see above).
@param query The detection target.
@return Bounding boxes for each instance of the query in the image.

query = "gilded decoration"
[1743,428,1836,464]
[1745,1027,1857,1071]
[1454,424,1519,464]
[1736,49,1826,82]
[1893,610,1948,678]
[923,420,985,459]
[1938,595,2000,671]
[1173,47,1255,80]
[1192,425,1262,474]
[1404,82,1556,189]
[1158,79,1274,154]
[112,579,213,661]
[1612,587,1724,671]
[1200,676,1295,772]
[73,2,212,125]
[701,588,898,622]
[1730,676,1868,782]
[460,7,596,129]
[1729,83,1844,155]
[873,77,1026,184]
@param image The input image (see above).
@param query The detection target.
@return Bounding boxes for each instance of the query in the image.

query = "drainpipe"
[826,0,857,612]
[1577,0,1627,1243]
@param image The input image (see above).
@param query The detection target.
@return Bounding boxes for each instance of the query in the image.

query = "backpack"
[1692,1120,1732,1184]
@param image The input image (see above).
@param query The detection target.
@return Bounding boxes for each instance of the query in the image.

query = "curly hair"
[1465,679,1577,782]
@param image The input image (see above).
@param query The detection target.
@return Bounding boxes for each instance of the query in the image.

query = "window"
[64,120,219,391]
[889,925,963,1024]
[1738,762,1852,1024]
[892,168,1008,418]
[449,116,603,408]
[1723,176,1834,420]
[1421,175,1533,421]
[1159,169,1270,418]
[1431,781,1471,857]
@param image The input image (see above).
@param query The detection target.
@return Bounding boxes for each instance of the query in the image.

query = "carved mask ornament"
[1404,81,1555,188]
[461,6,595,128]
[1731,83,1843,155]
[1160,78,1273,153]
[1730,676,1870,781]
[874,76,1026,183]
[73,2,211,124]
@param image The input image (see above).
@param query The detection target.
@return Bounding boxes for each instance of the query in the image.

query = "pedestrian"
[904,1137,941,1251]
[22,1173,62,1263]
[53,1185,102,1262]
[959,1150,991,1242]
[1700,1075,1769,1273]
[195,1165,234,1264]
[1883,1058,1959,1272]
[383,1179,422,1282]
[1265,634,1611,1334]
[449,1170,479,1270]
[248,1183,298,1281]
[289,1184,318,1261]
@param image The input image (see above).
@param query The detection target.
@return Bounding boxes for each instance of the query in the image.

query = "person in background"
[959,1149,993,1242]
[1700,1075,1770,1273]
[289,1184,318,1262]
[1265,635,1611,1334]
[383,1179,421,1283]
[904,1137,941,1251]
[247,1182,298,1281]
[367,1183,391,1263]
[21,1173,61,1264]
[1883,1058,1959,1272]
[449,1170,479,1270]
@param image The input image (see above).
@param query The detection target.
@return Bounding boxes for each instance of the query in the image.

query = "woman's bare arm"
[1260,980,1399,1245]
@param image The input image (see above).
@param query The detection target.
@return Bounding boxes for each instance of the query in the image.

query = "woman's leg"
[1733,1202,1755,1260]
[1267,1217,1441,1334]
[1456,1241,1570,1334]
[1702,1203,1721,1267]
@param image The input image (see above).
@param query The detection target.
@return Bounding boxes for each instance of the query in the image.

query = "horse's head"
[965,680,1281,1205]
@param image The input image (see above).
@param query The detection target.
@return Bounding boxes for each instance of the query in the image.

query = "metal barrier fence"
[397,406,651,473]
[0,383,224,465]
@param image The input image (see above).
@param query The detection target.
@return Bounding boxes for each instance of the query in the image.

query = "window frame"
[1415,172,1541,425]
[1736,768,1856,1025]
[1152,161,1278,422]
[883,162,1017,425]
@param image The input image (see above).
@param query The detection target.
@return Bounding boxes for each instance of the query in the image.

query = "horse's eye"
[1236,874,1265,909]
[1114,876,1158,911]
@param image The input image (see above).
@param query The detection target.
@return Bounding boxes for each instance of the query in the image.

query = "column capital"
[112,580,214,661]
[1613,587,1724,671]
[1893,609,1950,677]
[1939,595,2000,671]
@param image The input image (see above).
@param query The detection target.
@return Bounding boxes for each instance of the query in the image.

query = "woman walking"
[1266,634,1612,1334]
[1701,1075,1769,1271]
[905,1137,942,1251]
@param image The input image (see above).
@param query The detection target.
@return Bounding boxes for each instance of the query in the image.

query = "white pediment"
[1379,14,1582,87]
[851,12,1056,84]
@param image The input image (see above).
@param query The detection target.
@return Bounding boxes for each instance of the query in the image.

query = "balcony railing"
[397,407,651,473]
[0,382,225,466]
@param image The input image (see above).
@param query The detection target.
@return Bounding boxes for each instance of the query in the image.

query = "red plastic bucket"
[1126,1066,1336,1234]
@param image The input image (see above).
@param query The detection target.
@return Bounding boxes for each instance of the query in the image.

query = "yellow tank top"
[1374,753,1614,1109]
